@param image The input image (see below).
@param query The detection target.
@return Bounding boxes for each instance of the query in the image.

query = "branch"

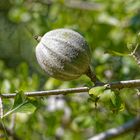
[1,79,140,99]
[88,117,140,140]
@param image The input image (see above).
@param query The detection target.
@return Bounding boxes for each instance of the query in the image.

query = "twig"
[104,79,140,89]
[1,79,140,99]
[88,117,140,140]
[1,87,89,99]
[86,67,100,84]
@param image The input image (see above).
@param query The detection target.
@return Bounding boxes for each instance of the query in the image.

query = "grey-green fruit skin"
[35,28,91,81]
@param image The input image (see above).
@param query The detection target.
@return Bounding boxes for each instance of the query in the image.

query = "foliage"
[0,0,140,139]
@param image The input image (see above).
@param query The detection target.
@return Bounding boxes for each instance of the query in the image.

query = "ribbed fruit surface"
[35,28,91,80]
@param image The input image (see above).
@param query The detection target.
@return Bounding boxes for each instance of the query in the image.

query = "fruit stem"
[86,67,103,86]
[34,35,42,42]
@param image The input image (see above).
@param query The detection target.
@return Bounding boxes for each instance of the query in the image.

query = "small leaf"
[12,91,26,108]
[114,93,122,108]
[109,90,124,113]
[12,98,37,113]
[88,87,105,105]
[2,91,38,118]
[89,86,106,96]
[99,89,115,102]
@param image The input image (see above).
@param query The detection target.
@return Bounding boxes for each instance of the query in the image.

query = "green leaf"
[88,86,106,104]
[89,86,106,96]
[109,90,124,113]
[99,89,115,102]
[12,91,26,108]
[2,91,37,118]
[13,99,37,113]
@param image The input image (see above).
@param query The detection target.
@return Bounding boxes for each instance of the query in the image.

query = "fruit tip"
[34,35,42,42]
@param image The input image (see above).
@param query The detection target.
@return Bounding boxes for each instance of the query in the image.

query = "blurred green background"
[0,0,140,140]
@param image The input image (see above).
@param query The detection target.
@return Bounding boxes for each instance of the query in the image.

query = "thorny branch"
[1,79,140,99]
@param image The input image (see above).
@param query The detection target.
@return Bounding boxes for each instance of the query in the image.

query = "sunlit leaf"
[89,86,106,96]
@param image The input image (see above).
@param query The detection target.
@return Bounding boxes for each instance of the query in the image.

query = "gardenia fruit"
[35,28,91,81]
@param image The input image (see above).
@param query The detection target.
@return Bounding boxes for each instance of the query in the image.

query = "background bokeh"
[0,0,140,140]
